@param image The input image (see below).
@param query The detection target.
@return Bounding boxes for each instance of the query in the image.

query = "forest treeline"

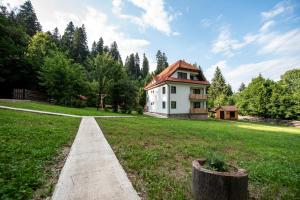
[1,1,299,118]
[0,1,169,113]
[208,67,300,119]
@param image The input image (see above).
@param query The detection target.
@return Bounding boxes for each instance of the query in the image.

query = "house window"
[171,86,176,94]
[193,102,201,108]
[171,101,176,109]
[230,111,235,118]
[194,89,200,94]
[190,74,198,80]
[162,87,166,94]
[178,72,187,79]
[162,101,166,109]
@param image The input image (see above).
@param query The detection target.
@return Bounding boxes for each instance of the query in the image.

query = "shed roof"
[212,105,238,112]
[144,60,209,90]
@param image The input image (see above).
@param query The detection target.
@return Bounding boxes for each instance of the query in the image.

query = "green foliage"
[0,8,32,91]
[92,53,125,95]
[125,53,141,79]
[72,25,89,64]
[141,53,149,79]
[109,78,138,112]
[39,51,88,106]
[109,41,122,65]
[16,0,41,36]
[61,21,75,54]
[208,67,233,107]
[236,71,300,119]
[155,50,168,75]
[26,32,57,68]
[205,153,227,172]
[238,82,246,92]
[136,105,144,114]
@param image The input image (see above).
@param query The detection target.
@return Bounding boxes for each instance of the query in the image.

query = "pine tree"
[103,45,109,53]
[125,53,135,79]
[225,84,233,96]
[51,27,60,46]
[16,0,41,36]
[155,50,168,75]
[109,41,122,64]
[61,21,75,54]
[91,41,97,57]
[141,53,149,78]
[134,53,140,79]
[208,66,227,106]
[162,52,169,68]
[72,24,89,63]
[96,37,104,55]
[238,82,246,92]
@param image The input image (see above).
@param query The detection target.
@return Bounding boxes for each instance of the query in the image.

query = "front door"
[220,111,224,119]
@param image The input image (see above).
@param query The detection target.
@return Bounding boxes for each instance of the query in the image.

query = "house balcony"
[190,108,208,114]
[189,94,208,100]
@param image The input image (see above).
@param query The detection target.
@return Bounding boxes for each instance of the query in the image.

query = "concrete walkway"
[0,105,133,118]
[52,117,140,200]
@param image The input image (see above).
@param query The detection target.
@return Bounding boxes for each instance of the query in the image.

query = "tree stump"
[192,159,248,200]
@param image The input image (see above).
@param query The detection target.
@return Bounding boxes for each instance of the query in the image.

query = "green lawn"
[0,109,80,200]
[0,100,124,116]
[97,117,300,200]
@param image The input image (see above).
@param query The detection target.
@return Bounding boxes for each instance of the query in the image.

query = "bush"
[136,106,143,115]
[205,153,227,172]
[70,99,86,108]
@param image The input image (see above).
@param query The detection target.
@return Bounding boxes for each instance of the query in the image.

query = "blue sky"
[2,0,300,90]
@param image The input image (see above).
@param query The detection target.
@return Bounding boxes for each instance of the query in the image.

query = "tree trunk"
[192,159,248,200]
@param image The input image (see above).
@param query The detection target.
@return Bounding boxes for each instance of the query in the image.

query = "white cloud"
[1,0,23,9]
[259,20,275,32]
[211,25,248,57]
[112,0,178,35]
[258,28,300,56]
[261,0,293,21]
[200,19,211,28]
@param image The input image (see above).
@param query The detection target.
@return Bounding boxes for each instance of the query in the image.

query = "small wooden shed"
[211,106,238,120]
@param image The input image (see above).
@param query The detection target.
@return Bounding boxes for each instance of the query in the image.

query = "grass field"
[97,117,300,200]
[0,100,124,116]
[0,109,80,199]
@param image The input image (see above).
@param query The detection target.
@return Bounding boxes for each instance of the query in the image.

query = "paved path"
[52,117,140,200]
[0,105,133,118]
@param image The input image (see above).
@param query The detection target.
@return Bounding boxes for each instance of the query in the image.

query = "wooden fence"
[13,89,47,102]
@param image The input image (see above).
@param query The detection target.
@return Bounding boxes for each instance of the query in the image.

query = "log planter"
[192,159,248,200]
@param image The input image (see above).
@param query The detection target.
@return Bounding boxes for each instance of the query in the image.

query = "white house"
[144,60,210,119]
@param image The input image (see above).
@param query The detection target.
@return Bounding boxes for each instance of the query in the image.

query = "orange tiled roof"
[212,106,238,112]
[144,60,209,90]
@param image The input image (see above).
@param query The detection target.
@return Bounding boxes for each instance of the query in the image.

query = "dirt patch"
[32,143,73,200]
[127,171,147,200]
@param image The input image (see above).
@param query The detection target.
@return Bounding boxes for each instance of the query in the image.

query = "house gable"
[144,60,209,90]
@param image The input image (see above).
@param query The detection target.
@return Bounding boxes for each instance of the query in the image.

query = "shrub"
[205,153,227,172]
[136,106,143,115]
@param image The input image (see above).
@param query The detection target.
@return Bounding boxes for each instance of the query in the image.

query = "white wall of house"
[169,83,190,114]
[146,84,169,114]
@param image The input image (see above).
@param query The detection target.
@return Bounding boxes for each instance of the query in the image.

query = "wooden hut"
[211,106,238,120]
